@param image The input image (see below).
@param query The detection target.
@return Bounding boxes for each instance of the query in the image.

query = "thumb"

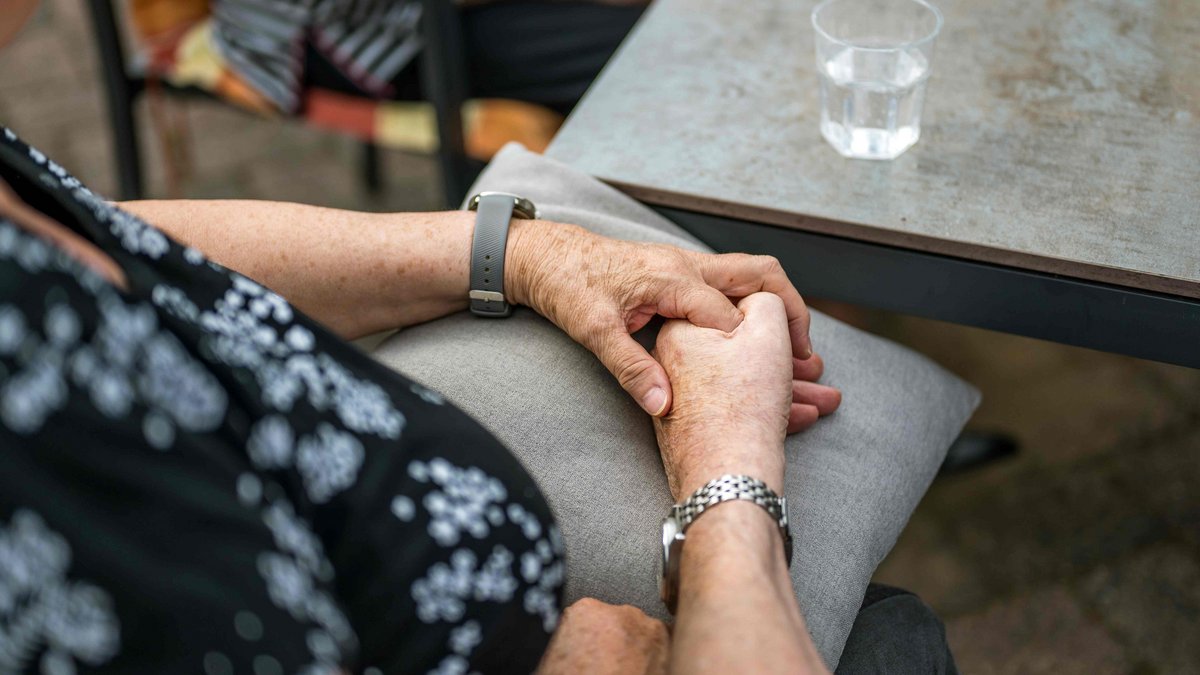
[597,331,673,417]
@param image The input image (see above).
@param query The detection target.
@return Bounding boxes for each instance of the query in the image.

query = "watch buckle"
[469,289,511,318]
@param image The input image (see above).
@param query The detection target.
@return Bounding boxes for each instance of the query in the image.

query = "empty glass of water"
[812,0,942,160]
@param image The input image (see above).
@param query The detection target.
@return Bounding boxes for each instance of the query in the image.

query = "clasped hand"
[507,220,840,431]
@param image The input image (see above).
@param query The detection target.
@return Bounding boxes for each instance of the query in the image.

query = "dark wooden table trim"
[656,205,1200,369]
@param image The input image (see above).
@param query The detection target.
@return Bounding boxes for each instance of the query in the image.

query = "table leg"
[939,432,1019,475]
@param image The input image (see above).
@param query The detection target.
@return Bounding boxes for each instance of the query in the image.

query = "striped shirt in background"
[210,0,424,113]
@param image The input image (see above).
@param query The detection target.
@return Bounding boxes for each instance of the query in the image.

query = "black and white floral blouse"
[0,127,564,675]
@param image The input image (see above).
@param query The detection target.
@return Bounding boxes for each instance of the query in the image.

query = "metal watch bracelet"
[660,474,792,614]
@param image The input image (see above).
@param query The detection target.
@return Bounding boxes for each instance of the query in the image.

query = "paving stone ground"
[870,316,1200,674]
[4,1,1199,672]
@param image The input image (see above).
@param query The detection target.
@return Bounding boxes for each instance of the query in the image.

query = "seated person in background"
[133,0,647,156]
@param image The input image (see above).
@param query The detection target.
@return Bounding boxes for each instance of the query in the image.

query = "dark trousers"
[305,1,646,116]
[837,585,960,674]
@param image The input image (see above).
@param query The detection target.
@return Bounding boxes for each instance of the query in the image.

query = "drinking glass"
[812,0,942,160]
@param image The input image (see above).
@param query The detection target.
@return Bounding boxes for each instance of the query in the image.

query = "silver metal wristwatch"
[466,191,538,318]
[660,474,792,613]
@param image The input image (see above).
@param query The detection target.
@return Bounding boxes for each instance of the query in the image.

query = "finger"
[787,403,821,433]
[792,380,842,416]
[595,329,673,417]
[793,353,825,382]
[702,254,813,358]
[660,284,743,333]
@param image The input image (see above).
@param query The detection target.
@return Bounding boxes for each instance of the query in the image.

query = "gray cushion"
[371,143,979,668]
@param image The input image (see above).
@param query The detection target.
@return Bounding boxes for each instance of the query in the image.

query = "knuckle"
[615,603,643,616]
[626,268,661,298]
[568,597,602,614]
[635,242,671,266]
[613,604,651,626]
[678,283,711,307]
[613,355,654,387]
[665,243,694,265]
[793,297,812,321]
[757,254,784,273]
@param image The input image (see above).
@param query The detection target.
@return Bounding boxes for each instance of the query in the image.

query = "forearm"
[671,501,827,674]
[120,199,506,339]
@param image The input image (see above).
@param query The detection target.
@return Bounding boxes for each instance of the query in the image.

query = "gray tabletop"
[547,0,1200,299]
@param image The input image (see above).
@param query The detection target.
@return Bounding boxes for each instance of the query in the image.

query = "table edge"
[602,180,1200,301]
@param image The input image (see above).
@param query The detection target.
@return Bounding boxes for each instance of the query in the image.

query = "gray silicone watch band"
[469,194,516,317]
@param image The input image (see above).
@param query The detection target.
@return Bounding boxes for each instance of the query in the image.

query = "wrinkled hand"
[537,598,670,675]
[508,221,838,428]
[652,293,839,499]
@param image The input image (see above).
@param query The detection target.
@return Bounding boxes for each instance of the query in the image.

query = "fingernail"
[643,387,669,417]
[801,343,814,359]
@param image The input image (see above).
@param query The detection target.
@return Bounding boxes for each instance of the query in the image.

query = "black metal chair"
[84,0,473,205]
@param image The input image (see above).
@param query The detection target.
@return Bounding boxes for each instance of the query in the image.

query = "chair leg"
[85,0,143,200]
[938,431,1019,475]
[361,141,383,195]
[419,0,471,207]
[110,83,144,200]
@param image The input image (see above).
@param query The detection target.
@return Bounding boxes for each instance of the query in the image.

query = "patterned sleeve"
[1,121,565,674]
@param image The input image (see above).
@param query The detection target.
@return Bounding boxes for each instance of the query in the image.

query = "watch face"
[661,517,680,569]
[512,198,538,220]
[468,192,538,219]
[660,516,685,610]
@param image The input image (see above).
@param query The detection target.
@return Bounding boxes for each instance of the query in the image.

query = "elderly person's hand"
[649,294,833,672]
[508,221,839,424]
[538,598,670,675]
[650,292,840,498]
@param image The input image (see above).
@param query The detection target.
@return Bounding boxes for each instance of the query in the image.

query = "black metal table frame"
[656,206,1200,370]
